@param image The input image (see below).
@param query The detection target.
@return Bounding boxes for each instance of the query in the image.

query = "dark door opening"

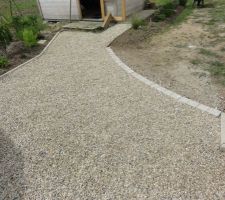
[80,0,102,19]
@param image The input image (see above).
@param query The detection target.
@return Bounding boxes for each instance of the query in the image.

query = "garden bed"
[0,0,66,76]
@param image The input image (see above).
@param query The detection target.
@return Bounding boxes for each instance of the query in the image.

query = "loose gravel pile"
[0,24,225,199]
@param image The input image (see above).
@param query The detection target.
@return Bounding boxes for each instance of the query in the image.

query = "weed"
[131,17,146,29]
[22,29,37,47]
[0,56,9,68]
[0,23,12,47]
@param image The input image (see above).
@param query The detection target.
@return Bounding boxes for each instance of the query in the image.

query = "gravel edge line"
[106,47,222,117]
[0,30,62,79]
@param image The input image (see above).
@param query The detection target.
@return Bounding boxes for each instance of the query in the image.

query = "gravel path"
[0,24,225,199]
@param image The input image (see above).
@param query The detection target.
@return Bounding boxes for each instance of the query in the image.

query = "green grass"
[172,0,193,25]
[199,48,219,57]
[208,61,225,76]
[154,0,171,6]
[0,0,39,18]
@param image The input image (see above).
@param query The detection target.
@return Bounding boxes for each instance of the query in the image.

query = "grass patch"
[191,59,201,65]
[172,0,193,25]
[0,56,8,68]
[131,17,146,29]
[208,61,225,76]
[199,48,219,57]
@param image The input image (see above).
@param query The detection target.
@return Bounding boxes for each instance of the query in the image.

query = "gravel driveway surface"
[0,24,225,199]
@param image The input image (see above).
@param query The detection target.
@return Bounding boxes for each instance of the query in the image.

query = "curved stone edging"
[106,47,222,118]
[0,31,62,79]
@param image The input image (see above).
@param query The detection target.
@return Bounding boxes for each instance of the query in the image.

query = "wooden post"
[100,0,105,20]
[122,0,126,21]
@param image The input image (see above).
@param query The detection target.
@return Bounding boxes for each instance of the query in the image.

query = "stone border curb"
[0,31,62,79]
[106,47,222,118]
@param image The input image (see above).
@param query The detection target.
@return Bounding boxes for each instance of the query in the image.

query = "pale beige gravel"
[0,24,225,199]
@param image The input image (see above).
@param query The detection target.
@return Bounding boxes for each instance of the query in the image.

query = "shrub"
[154,13,166,21]
[0,56,9,68]
[22,29,37,47]
[0,24,12,48]
[162,1,177,10]
[161,1,177,17]
[179,0,188,6]
[131,17,145,29]
[11,15,44,39]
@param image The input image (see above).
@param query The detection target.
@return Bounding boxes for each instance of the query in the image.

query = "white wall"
[38,0,81,20]
[105,0,144,17]
[126,0,144,16]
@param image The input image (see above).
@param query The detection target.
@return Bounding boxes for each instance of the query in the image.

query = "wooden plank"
[113,16,123,21]
[102,12,113,28]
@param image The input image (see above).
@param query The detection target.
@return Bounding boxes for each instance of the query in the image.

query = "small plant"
[179,0,188,7]
[0,56,9,68]
[131,17,145,29]
[22,29,37,47]
[153,0,178,21]
[0,23,12,48]
[11,15,44,39]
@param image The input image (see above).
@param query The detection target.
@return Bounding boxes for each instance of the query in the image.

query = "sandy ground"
[112,8,225,111]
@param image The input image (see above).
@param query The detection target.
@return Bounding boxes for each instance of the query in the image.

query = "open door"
[80,0,102,20]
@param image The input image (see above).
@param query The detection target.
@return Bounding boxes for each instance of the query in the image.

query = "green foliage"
[0,0,39,18]
[179,0,188,6]
[131,17,146,29]
[153,13,167,21]
[22,28,37,47]
[0,56,9,68]
[11,15,44,39]
[208,61,225,76]
[0,23,12,47]
[153,0,178,21]
[172,0,193,25]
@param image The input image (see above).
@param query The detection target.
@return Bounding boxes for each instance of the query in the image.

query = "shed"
[37,0,145,21]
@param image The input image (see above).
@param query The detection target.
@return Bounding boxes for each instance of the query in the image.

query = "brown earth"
[111,7,225,111]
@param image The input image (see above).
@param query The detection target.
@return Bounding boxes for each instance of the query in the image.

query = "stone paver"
[0,24,225,199]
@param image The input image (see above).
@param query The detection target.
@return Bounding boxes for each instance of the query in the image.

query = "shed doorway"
[80,0,102,20]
